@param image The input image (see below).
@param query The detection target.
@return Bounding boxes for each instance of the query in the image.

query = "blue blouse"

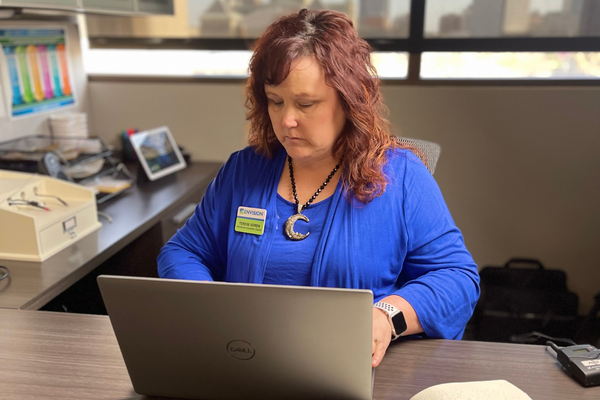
[158,146,480,339]
[263,194,332,286]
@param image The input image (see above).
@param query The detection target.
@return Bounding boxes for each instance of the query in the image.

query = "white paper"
[410,380,533,400]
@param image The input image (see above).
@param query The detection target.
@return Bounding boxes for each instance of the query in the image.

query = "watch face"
[392,311,407,335]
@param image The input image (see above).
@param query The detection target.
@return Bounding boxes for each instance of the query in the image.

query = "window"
[86,0,411,39]
[421,52,600,79]
[420,0,600,81]
[425,0,600,38]
[84,0,600,82]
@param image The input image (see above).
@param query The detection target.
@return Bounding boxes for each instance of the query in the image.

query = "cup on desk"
[49,112,89,147]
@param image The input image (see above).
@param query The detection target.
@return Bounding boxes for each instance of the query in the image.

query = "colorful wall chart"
[0,29,75,118]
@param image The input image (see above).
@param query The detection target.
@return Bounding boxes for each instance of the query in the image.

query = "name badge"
[234,206,267,235]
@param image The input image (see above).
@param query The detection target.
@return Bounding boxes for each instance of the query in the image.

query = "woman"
[158,9,480,368]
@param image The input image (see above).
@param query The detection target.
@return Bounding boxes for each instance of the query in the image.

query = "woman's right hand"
[372,307,392,368]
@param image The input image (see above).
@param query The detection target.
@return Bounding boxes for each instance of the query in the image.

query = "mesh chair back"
[394,136,441,175]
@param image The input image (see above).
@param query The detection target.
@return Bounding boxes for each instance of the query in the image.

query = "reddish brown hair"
[246,9,399,204]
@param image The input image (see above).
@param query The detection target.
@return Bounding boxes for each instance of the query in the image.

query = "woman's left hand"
[372,307,392,367]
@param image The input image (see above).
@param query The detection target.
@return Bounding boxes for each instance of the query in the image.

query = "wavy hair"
[246,8,402,204]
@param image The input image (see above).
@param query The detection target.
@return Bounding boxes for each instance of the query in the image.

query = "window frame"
[87,0,600,86]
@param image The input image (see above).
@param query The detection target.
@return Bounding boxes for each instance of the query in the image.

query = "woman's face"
[265,56,346,164]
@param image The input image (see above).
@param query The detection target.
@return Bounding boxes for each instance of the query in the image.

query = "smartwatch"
[374,301,407,341]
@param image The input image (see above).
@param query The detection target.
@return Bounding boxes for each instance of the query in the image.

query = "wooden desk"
[0,309,596,400]
[0,162,222,310]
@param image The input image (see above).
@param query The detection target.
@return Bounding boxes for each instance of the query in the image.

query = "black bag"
[470,258,579,343]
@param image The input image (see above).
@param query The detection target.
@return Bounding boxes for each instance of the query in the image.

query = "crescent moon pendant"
[284,213,310,241]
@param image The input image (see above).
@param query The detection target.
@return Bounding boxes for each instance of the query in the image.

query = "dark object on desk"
[470,258,579,343]
[511,331,576,347]
[547,341,600,387]
[575,291,600,347]
[179,145,191,164]
[121,128,139,162]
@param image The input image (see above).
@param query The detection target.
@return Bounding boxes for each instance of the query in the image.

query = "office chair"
[394,136,441,175]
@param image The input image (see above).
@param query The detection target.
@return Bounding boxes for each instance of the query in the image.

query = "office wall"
[89,81,248,160]
[89,81,600,313]
[383,86,600,317]
[0,20,89,141]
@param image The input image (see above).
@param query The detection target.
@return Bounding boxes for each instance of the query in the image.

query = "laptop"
[97,275,374,400]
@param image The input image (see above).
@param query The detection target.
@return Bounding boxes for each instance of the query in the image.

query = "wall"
[382,86,600,316]
[89,81,600,314]
[89,81,248,161]
[0,19,89,141]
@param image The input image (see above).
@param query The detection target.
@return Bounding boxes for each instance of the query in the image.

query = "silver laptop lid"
[98,275,374,400]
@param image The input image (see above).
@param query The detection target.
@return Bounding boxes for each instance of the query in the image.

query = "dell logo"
[226,340,255,360]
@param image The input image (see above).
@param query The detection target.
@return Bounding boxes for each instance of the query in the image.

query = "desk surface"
[0,309,595,400]
[0,162,222,310]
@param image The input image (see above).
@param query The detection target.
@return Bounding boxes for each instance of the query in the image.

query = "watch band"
[374,301,406,341]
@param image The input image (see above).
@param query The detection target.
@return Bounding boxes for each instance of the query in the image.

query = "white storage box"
[0,170,102,262]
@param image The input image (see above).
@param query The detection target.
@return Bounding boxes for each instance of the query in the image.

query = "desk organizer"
[0,135,135,204]
[0,170,102,262]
